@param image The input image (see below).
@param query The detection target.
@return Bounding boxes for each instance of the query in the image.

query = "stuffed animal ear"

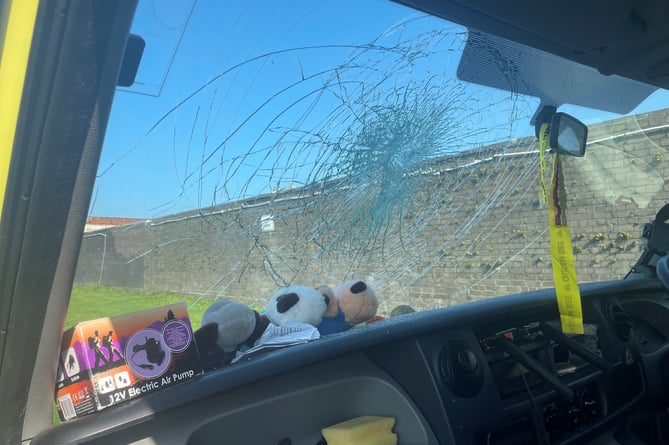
[276,292,300,313]
[350,280,367,294]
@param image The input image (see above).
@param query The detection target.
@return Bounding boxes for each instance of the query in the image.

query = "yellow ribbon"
[539,124,548,205]
[541,124,584,334]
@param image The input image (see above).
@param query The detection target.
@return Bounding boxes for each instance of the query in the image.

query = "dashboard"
[34,278,669,444]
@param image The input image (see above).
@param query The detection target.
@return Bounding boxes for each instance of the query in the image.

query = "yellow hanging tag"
[548,152,584,334]
[539,124,583,334]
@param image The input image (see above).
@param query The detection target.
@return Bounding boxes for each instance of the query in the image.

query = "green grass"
[65,284,212,330]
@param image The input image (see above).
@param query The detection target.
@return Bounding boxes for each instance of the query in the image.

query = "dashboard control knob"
[455,347,478,373]
[439,340,484,397]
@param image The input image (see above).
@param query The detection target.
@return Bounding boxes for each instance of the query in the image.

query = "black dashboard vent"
[439,340,484,398]
[606,302,632,342]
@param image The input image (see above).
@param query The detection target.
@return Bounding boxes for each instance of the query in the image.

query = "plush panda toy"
[195,282,377,369]
[266,285,329,327]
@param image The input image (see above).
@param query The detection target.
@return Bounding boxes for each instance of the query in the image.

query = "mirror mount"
[533,104,557,138]
[117,34,145,87]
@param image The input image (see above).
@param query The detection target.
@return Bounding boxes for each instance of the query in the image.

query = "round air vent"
[439,340,484,398]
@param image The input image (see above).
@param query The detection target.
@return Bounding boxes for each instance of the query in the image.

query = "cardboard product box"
[55,302,203,421]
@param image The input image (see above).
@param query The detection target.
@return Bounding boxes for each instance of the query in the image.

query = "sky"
[91,0,669,219]
[94,0,425,218]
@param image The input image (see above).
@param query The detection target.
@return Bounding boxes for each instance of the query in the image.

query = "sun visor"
[457,30,656,114]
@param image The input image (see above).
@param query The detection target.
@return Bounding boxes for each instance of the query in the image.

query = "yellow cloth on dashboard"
[321,416,397,445]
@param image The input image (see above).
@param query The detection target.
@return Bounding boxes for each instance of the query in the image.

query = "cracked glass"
[68,0,669,361]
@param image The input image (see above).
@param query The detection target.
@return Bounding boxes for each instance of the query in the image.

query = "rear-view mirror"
[550,112,587,157]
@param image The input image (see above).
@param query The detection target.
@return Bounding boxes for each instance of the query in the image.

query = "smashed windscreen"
[72,0,669,332]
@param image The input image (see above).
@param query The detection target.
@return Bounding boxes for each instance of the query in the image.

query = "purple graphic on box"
[162,319,191,352]
[125,329,171,379]
[73,341,92,372]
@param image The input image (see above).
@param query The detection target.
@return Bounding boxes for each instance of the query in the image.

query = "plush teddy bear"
[195,282,377,368]
[266,285,330,327]
[317,280,378,335]
[194,300,269,369]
